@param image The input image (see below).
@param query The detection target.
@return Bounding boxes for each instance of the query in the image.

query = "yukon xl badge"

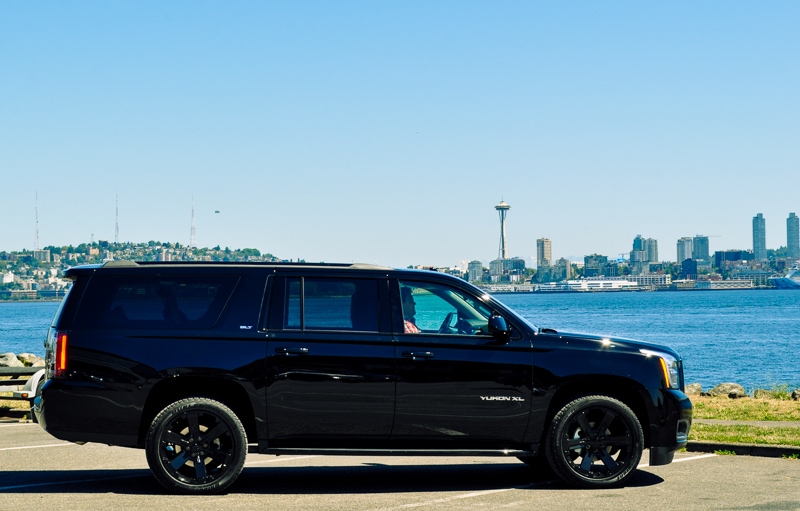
[480,396,525,402]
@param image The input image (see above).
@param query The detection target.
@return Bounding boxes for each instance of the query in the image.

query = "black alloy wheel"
[545,395,643,488]
[145,397,247,494]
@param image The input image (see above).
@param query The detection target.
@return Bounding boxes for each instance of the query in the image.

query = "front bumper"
[649,389,693,466]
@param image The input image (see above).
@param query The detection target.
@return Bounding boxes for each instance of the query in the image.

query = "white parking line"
[372,454,719,510]
[671,453,717,463]
[245,455,321,466]
[0,443,74,452]
[374,486,531,510]
[638,453,716,468]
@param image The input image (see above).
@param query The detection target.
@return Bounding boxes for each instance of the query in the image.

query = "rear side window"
[75,274,240,329]
[283,277,379,332]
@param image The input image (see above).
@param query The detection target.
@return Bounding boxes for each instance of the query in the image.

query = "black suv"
[35,261,691,493]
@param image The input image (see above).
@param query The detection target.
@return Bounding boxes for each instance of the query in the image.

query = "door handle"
[402,351,435,360]
[275,347,309,356]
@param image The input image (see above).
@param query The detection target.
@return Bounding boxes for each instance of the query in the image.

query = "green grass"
[690,423,800,447]
[689,391,800,447]
[691,394,800,421]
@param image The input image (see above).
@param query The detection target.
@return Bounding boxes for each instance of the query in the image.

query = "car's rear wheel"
[544,395,643,488]
[145,397,247,494]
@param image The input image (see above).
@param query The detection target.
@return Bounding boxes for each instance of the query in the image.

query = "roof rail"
[101,260,140,268]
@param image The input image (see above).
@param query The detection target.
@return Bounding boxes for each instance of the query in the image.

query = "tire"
[145,397,247,494]
[544,395,643,489]
[30,377,46,424]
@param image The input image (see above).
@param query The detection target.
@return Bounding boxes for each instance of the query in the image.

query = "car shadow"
[0,463,664,495]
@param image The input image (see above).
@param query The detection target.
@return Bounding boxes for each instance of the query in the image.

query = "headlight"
[641,349,680,389]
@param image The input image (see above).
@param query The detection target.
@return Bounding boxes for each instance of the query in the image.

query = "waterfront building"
[713,250,752,268]
[536,238,552,268]
[680,259,698,280]
[753,213,767,261]
[626,273,672,287]
[630,236,658,274]
[583,254,608,277]
[692,235,710,261]
[489,257,526,282]
[788,213,800,259]
[489,259,505,278]
[730,269,774,286]
[603,262,620,277]
[467,260,483,283]
[504,257,526,273]
[537,277,639,292]
[695,280,753,290]
[646,238,658,263]
[630,235,647,274]
[555,258,573,280]
[676,237,693,263]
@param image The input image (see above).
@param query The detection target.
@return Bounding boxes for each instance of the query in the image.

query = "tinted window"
[283,277,379,332]
[76,274,239,329]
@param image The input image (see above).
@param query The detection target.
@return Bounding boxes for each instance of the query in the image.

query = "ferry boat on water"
[770,261,800,289]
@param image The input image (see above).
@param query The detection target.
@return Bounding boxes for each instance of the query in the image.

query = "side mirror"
[488,314,511,343]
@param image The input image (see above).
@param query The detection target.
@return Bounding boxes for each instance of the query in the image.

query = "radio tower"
[495,200,510,260]
[34,191,40,251]
[115,191,119,244]
[189,195,197,249]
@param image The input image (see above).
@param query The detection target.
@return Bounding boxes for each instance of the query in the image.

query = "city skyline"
[2,2,799,268]
[10,198,800,267]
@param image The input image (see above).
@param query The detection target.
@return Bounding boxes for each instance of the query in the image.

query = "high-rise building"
[629,235,646,274]
[554,257,573,280]
[632,235,646,252]
[787,213,800,259]
[630,236,658,271]
[692,235,710,261]
[645,238,658,263]
[495,201,510,260]
[677,237,693,263]
[467,260,484,283]
[753,213,767,260]
[536,238,552,268]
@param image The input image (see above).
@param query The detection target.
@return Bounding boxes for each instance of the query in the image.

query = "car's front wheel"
[145,397,247,494]
[544,395,643,488]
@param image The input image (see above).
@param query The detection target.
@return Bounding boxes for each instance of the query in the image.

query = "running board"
[248,444,534,457]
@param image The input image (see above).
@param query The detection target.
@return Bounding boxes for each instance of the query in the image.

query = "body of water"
[496,289,800,391]
[2,290,799,391]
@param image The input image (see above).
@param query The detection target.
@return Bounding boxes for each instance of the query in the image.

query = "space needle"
[495,200,511,260]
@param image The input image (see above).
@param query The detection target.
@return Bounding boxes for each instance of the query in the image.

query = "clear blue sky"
[2,1,798,268]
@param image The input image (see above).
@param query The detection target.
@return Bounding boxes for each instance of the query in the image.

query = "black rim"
[157,409,238,486]
[560,406,635,480]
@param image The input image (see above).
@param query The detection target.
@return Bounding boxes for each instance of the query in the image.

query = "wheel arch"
[138,377,258,447]
[544,377,652,446]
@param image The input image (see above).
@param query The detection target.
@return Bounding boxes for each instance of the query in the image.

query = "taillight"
[55,331,68,377]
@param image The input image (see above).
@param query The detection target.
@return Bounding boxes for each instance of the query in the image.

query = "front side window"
[283,277,379,332]
[399,281,492,336]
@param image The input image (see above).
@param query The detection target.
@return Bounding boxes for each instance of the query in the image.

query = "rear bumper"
[34,379,140,447]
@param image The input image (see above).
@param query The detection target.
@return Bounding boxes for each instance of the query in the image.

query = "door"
[265,275,395,444]
[392,279,533,447]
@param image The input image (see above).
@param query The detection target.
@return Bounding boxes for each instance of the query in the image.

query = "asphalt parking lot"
[2,422,799,511]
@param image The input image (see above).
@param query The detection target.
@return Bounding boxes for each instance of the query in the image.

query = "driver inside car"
[401,286,420,333]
